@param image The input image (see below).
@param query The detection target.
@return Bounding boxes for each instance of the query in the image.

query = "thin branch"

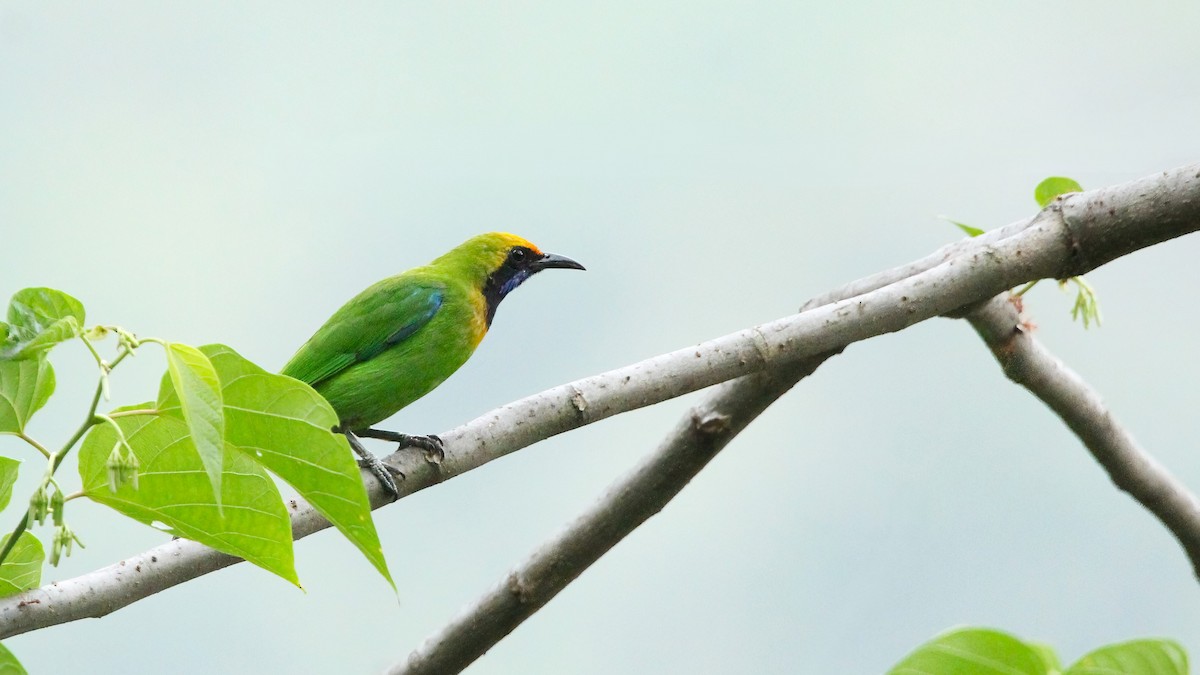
[965,293,1200,577]
[1,163,1197,639]
[396,172,1200,671]
[393,353,837,675]
[798,209,1037,311]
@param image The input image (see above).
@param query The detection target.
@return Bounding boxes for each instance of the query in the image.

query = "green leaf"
[0,288,85,360]
[1035,176,1084,208]
[0,642,28,675]
[0,458,19,512]
[1066,639,1187,675]
[202,345,392,588]
[159,343,226,510]
[1030,641,1063,673]
[2,318,80,361]
[6,288,84,328]
[79,406,298,586]
[1063,276,1103,329]
[888,627,1049,675]
[0,357,56,434]
[0,532,43,597]
[944,217,985,237]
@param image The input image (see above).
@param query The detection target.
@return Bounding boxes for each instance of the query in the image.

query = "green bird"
[281,232,585,497]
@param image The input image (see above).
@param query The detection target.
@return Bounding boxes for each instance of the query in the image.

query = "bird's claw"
[343,429,402,500]
[359,428,444,466]
[407,434,444,465]
[357,455,402,499]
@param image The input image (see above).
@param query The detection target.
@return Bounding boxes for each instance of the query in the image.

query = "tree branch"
[1,163,1197,639]
[393,353,837,675]
[397,173,1200,673]
[965,294,1200,578]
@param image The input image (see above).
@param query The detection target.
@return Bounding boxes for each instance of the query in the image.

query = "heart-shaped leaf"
[0,357,55,434]
[203,345,391,588]
[0,532,43,598]
[0,458,19,512]
[1066,638,1187,675]
[888,627,1049,675]
[1,288,85,360]
[79,407,297,586]
[1034,176,1084,208]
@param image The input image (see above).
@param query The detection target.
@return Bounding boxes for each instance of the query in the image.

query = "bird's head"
[433,232,585,325]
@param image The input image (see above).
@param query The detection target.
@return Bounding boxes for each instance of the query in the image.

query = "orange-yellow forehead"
[436,232,547,275]
[489,232,542,255]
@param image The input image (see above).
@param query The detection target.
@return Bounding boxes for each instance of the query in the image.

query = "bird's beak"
[532,252,586,272]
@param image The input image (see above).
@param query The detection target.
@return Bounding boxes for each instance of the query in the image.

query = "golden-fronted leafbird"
[281,232,584,497]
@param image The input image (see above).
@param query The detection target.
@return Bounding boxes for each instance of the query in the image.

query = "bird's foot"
[357,455,404,498]
[342,430,402,500]
[411,434,445,465]
[360,428,445,465]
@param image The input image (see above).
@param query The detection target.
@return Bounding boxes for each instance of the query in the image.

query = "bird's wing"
[282,278,446,388]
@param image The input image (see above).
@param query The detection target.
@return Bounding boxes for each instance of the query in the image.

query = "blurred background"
[2,2,1199,672]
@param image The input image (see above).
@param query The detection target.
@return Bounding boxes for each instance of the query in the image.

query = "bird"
[281,232,585,498]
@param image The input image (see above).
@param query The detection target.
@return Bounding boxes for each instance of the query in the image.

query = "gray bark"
[0,163,1196,641]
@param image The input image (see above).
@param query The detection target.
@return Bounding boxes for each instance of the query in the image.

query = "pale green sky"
[3,2,1200,673]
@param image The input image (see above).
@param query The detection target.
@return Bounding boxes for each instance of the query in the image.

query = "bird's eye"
[508,248,528,265]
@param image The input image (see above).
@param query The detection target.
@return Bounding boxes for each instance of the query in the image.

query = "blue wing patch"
[354,290,443,364]
[283,282,446,389]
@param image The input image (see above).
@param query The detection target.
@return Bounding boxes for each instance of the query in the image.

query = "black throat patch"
[482,265,534,327]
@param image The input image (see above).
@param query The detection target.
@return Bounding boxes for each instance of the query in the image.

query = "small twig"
[1013,280,1039,297]
[965,294,1200,578]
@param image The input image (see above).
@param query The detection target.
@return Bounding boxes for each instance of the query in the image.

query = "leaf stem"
[53,348,130,472]
[93,414,134,455]
[79,334,109,373]
[16,433,51,459]
[107,408,159,419]
[0,347,132,566]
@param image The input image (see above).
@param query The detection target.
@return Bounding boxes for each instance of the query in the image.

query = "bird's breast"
[466,288,489,348]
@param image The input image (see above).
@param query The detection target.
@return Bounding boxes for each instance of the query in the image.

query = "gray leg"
[343,429,401,499]
[359,428,445,465]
